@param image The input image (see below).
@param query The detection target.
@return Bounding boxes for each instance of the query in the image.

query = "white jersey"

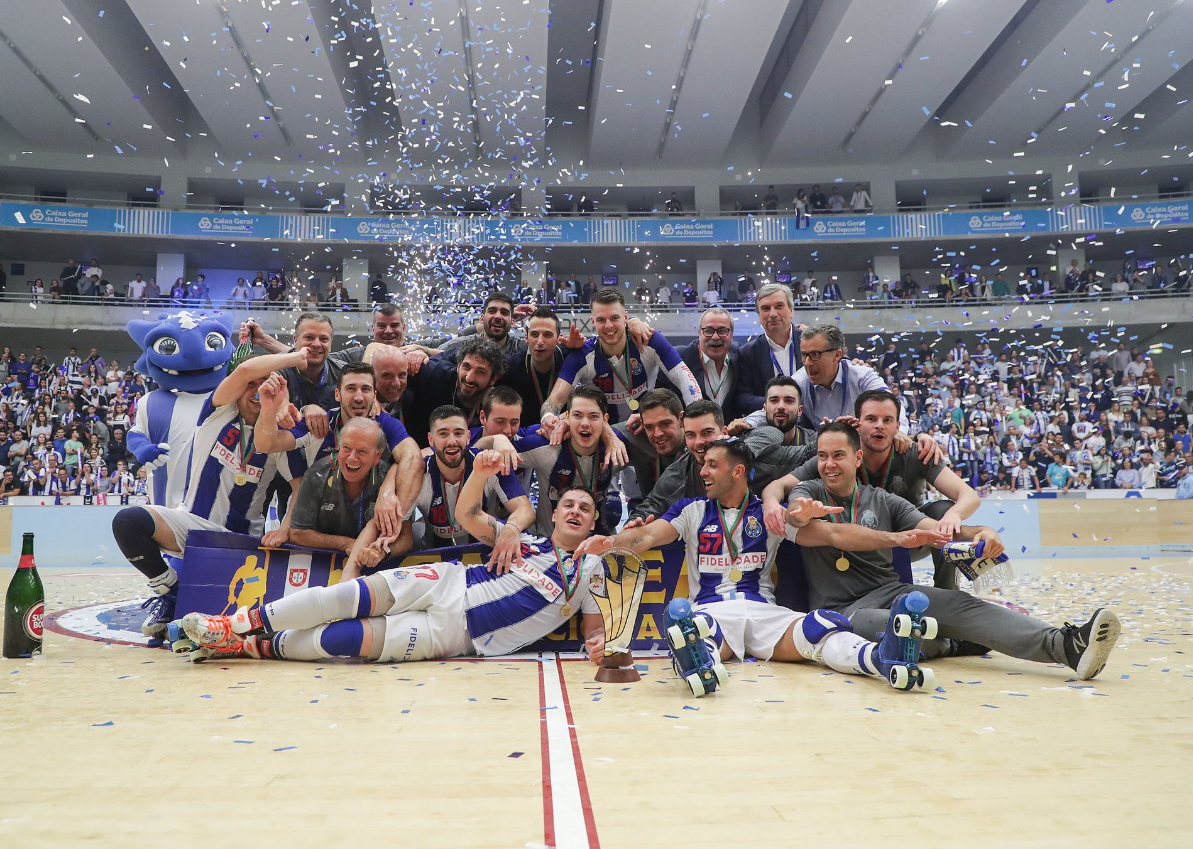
[462,530,606,656]
[664,495,799,607]
[180,394,302,536]
[406,451,526,548]
[131,390,211,508]
[558,333,701,423]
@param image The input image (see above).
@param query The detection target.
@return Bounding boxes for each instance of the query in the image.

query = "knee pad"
[800,609,854,645]
[111,505,155,544]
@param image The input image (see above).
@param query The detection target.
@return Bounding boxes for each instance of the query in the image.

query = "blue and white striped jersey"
[462,531,605,656]
[406,449,526,548]
[130,391,211,508]
[558,333,701,423]
[180,393,303,536]
[663,495,799,606]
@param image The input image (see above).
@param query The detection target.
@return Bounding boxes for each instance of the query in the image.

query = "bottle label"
[23,602,44,640]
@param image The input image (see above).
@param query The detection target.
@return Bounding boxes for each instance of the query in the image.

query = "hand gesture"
[572,535,612,558]
[726,418,752,436]
[891,527,950,549]
[787,497,843,526]
[474,448,516,476]
[562,324,586,349]
[763,499,788,536]
[258,374,288,413]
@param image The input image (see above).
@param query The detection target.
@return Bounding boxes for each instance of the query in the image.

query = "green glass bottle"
[3,533,45,658]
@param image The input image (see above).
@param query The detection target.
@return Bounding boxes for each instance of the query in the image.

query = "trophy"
[590,548,648,683]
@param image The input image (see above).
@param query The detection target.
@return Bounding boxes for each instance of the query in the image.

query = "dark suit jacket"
[678,340,742,421]
[735,331,800,417]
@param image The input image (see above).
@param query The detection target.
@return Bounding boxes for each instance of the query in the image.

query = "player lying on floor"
[175,450,609,665]
[574,438,952,694]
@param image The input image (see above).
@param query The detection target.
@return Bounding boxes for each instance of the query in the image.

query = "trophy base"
[594,650,640,683]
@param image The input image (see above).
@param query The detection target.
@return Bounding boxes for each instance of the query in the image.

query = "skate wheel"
[694,616,712,640]
[917,667,935,690]
[890,665,910,690]
[922,617,939,640]
[666,624,686,650]
[712,663,729,687]
[170,639,196,655]
[684,672,705,697]
[893,614,913,638]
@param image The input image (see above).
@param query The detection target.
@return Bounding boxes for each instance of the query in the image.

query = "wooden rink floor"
[1,554,1192,849]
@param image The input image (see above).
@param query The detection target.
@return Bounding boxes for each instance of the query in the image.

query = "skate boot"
[140,588,178,639]
[875,591,938,691]
[181,611,243,651]
[1062,608,1121,680]
[664,598,728,697]
[191,641,250,664]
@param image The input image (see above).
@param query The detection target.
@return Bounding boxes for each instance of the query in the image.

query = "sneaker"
[181,612,242,650]
[1062,608,1121,680]
[140,588,178,639]
[874,591,937,691]
[945,639,990,658]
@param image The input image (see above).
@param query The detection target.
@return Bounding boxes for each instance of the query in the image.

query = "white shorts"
[376,562,472,662]
[694,598,802,662]
[150,507,228,555]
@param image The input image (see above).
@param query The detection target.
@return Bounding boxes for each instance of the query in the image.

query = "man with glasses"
[672,308,742,420]
[790,325,886,429]
[735,283,801,416]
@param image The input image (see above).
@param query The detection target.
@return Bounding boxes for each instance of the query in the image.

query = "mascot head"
[128,311,235,394]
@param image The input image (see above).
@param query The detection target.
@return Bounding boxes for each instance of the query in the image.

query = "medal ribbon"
[527,350,557,408]
[549,541,580,609]
[236,416,255,481]
[826,483,859,524]
[566,444,597,496]
[861,447,894,490]
[699,352,729,402]
[605,337,636,400]
[715,492,751,562]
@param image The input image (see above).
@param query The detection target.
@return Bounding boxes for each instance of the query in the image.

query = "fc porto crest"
[745,515,763,538]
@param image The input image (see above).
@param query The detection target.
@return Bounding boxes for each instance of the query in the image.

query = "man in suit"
[734,283,801,418]
[675,307,741,421]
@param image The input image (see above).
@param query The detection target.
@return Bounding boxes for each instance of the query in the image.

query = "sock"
[693,612,724,661]
[256,578,373,633]
[148,566,179,596]
[270,618,386,661]
[814,632,882,677]
[111,506,169,581]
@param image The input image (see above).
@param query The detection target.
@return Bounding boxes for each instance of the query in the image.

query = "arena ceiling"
[1,0,1192,181]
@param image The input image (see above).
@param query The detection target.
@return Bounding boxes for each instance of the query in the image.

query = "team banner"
[175,531,692,652]
[5,200,1192,246]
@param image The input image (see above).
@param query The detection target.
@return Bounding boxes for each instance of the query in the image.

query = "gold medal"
[835,556,850,572]
[234,473,247,486]
[627,398,639,411]
[728,568,742,582]
[560,604,573,618]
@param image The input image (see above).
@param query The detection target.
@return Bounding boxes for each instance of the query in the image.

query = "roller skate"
[664,598,728,697]
[875,591,938,691]
[139,588,177,639]
[166,620,199,655]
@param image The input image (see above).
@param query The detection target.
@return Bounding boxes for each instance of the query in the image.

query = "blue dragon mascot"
[126,312,236,508]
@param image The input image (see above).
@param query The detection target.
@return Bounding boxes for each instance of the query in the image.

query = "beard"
[767,413,797,433]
